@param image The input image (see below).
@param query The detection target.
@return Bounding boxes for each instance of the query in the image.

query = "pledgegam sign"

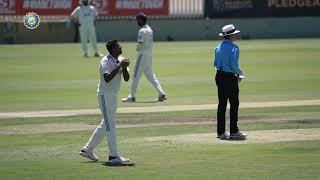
[206,0,320,17]
[268,0,320,8]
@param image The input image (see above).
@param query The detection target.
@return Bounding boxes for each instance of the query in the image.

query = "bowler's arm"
[136,42,143,52]
[70,7,79,22]
[136,30,144,51]
[104,66,121,83]
[122,68,130,82]
[94,7,98,23]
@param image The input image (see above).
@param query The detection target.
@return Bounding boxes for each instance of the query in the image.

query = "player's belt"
[217,70,236,76]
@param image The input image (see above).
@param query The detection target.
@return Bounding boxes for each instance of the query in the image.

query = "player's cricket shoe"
[217,132,229,140]
[106,156,135,166]
[229,131,247,140]
[79,148,99,161]
[122,96,136,102]
[94,53,103,57]
[157,94,167,102]
[83,53,89,58]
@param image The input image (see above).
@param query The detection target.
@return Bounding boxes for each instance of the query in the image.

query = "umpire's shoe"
[217,132,229,140]
[229,131,247,140]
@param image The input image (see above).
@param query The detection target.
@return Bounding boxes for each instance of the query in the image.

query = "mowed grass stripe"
[1,39,320,111]
[0,126,320,179]
[1,99,320,118]
[2,118,320,135]
[129,128,320,145]
[1,105,319,127]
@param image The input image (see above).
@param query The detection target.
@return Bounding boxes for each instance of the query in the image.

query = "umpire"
[214,24,247,140]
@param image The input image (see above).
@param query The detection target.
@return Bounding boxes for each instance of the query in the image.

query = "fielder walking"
[122,13,167,102]
[214,24,247,140]
[80,40,133,165]
[71,0,102,57]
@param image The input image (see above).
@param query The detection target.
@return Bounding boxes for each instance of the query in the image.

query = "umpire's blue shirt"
[214,39,242,75]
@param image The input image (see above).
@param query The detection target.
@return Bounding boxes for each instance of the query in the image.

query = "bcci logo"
[23,12,40,29]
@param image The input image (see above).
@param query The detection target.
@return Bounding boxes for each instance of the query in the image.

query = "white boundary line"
[0,99,320,119]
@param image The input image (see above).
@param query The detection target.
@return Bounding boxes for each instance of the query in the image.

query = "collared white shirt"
[137,24,153,55]
[71,5,97,26]
[97,55,124,95]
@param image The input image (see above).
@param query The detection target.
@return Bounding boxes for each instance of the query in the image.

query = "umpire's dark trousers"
[215,70,239,135]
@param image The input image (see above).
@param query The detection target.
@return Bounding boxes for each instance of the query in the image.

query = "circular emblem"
[23,12,40,29]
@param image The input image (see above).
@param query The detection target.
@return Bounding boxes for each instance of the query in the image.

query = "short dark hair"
[106,40,118,54]
[136,13,147,23]
[82,0,89,6]
[223,35,231,39]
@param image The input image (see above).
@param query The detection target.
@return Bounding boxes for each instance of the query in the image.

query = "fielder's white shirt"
[71,5,97,26]
[97,55,125,95]
[137,24,153,55]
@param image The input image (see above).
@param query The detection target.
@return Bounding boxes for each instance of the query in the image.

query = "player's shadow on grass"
[134,100,159,103]
[80,161,136,167]
[79,161,101,164]
[102,162,135,167]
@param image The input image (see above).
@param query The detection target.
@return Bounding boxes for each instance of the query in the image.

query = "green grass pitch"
[0,39,320,179]
[0,39,320,111]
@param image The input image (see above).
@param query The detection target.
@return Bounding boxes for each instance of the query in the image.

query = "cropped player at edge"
[122,12,167,103]
[70,0,102,57]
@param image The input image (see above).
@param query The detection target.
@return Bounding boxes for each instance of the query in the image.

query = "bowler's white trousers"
[130,53,165,97]
[85,93,118,157]
[79,25,99,55]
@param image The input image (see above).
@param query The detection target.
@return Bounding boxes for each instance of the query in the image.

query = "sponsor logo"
[23,0,72,9]
[23,12,40,29]
[0,0,16,14]
[115,0,164,9]
[268,0,320,8]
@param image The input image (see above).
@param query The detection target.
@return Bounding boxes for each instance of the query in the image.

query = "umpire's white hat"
[219,24,240,37]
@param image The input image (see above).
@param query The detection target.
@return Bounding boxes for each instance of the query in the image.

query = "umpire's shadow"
[225,138,247,141]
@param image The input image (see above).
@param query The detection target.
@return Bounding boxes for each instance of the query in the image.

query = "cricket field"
[0,39,320,179]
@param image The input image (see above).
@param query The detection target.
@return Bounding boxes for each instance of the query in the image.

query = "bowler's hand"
[120,58,130,68]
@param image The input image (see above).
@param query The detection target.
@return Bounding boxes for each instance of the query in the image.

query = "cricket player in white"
[71,0,102,57]
[80,40,133,165]
[122,13,167,102]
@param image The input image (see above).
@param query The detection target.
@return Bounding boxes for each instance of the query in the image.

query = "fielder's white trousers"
[79,25,99,55]
[85,93,118,157]
[130,53,165,97]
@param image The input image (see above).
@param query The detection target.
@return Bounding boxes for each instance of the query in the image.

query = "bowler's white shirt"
[97,55,124,95]
[137,24,153,55]
[71,5,97,26]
